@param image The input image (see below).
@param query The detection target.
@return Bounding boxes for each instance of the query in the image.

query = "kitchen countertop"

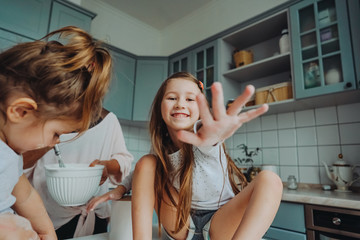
[282,184,360,210]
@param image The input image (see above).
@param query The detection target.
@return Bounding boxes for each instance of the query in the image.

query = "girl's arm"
[86,185,127,212]
[177,83,268,146]
[87,170,133,212]
[11,174,57,240]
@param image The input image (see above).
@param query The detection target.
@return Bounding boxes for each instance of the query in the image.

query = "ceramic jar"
[279,29,290,54]
[287,175,298,190]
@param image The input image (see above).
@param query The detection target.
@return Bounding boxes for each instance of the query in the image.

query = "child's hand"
[177,83,268,146]
[89,160,109,185]
[86,185,127,212]
[0,213,40,240]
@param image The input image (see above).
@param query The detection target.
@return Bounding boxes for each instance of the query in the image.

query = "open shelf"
[223,52,291,82]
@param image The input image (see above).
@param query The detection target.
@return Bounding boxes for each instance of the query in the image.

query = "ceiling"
[101,0,213,30]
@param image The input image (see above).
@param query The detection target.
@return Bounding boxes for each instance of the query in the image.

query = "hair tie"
[198,81,204,90]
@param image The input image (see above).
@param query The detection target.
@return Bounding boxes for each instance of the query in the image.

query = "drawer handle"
[332,217,341,225]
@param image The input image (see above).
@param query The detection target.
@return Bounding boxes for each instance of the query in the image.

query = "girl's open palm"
[177,83,268,146]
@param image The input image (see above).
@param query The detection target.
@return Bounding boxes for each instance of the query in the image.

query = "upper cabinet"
[219,10,292,106]
[348,0,360,88]
[103,49,136,120]
[132,59,168,121]
[169,40,218,102]
[0,0,51,40]
[49,0,96,33]
[193,40,218,103]
[290,0,356,99]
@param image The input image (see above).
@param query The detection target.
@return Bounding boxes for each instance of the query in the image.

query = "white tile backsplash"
[246,117,261,132]
[277,112,295,129]
[316,125,340,145]
[279,147,298,166]
[295,109,316,127]
[246,132,262,148]
[262,130,278,147]
[261,115,277,130]
[337,103,360,123]
[296,127,317,146]
[298,146,318,166]
[315,106,338,125]
[278,129,297,147]
[299,166,320,184]
[339,123,360,144]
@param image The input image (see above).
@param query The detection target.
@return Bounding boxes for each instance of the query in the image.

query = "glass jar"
[287,175,298,190]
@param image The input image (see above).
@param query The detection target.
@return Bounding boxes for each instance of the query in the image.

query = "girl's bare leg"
[209,170,283,240]
[132,155,157,240]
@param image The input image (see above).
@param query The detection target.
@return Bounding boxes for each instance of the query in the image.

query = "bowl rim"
[44,163,104,171]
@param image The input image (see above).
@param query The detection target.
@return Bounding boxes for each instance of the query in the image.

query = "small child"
[0,26,112,239]
[131,72,283,240]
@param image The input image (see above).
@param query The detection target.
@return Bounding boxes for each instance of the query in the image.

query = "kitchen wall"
[120,101,360,186]
[73,0,288,56]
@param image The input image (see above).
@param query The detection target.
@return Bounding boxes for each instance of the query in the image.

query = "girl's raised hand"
[177,83,268,146]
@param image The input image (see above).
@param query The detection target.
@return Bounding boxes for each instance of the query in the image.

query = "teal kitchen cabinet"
[0,28,32,52]
[0,0,51,40]
[132,59,168,121]
[49,0,96,33]
[192,40,218,103]
[264,202,306,240]
[348,0,360,88]
[290,0,356,99]
[104,49,136,120]
[169,51,192,75]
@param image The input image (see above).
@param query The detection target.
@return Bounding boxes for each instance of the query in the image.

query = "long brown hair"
[0,26,112,133]
[149,72,247,234]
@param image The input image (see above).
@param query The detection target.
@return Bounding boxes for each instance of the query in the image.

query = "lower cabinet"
[132,59,168,121]
[263,202,306,240]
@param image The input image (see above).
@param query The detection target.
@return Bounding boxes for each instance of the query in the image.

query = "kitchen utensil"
[53,144,65,168]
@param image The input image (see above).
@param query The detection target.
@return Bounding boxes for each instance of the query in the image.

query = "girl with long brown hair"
[131,72,283,240]
[0,26,112,239]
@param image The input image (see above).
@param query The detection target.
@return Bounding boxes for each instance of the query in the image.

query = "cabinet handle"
[332,217,341,225]
[345,82,352,88]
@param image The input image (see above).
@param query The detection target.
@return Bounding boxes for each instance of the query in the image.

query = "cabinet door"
[49,1,94,33]
[0,29,33,52]
[169,51,192,75]
[271,202,306,233]
[192,40,218,103]
[264,227,307,240]
[0,0,51,40]
[132,59,168,121]
[103,50,136,120]
[348,0,360,88]
[290,0,356,99]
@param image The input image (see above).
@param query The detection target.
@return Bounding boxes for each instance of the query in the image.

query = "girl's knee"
[257,170,283,192]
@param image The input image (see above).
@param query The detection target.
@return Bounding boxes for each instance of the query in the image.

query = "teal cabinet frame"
[290,0,356,99]
[132,59,168,121]
[49,0,96,33]
[348,0,360,88]
[0,29,32,51]
[0,0,51,40]
[104,50,136,120]
[169,51,192,75]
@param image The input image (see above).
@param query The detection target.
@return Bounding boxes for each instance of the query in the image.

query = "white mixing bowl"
[45,163,104,206]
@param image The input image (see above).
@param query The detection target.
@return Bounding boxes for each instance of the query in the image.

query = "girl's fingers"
[238,104,269,124]
[196,93,213,126]
[211,82,226,120]
[227,85,255,116]
[177,130,202,146]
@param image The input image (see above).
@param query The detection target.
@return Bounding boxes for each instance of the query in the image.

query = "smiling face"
[161,78,201,136]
